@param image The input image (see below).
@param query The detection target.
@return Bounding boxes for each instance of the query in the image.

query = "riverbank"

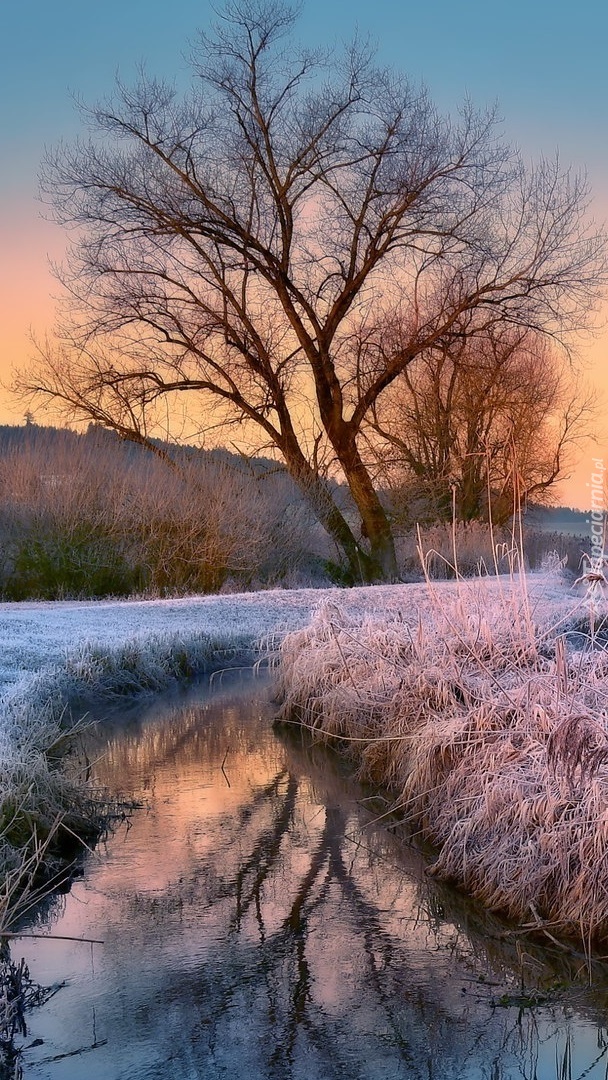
[0,569,598,939]
[277,571,608,949]
[0,583,403,926]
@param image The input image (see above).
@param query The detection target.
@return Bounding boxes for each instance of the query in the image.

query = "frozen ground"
[0,569,593,700]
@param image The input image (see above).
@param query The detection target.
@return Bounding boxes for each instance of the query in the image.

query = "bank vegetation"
[277,556,608,950]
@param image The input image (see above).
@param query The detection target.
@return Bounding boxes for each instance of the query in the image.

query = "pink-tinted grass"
[277,555,608,949]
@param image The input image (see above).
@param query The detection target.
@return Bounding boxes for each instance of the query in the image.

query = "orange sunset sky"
[1,0,607,509]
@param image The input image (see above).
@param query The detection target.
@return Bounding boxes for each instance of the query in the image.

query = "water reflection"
[15,672,608,1078]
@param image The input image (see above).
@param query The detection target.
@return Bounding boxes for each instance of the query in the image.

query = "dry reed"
[277,554,608,949]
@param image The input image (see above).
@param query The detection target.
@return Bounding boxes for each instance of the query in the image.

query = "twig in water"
[221,748,231,788]
[34,1038,108,1064]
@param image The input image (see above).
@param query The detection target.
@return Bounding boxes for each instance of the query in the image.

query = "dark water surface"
[16,672,608,1078]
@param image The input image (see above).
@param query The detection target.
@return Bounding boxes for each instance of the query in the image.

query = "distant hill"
[0,421,281,475]
[0,424,597,541]
[523,504,590,536]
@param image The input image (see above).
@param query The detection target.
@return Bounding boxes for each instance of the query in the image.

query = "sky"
[1,0,607,508]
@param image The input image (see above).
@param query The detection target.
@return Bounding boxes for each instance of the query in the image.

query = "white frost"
[0,569,593,700]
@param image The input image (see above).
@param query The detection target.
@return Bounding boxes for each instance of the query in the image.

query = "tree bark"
[280,437,379,584]
[334,437,398,581]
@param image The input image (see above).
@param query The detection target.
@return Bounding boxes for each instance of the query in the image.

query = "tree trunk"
[280,439,378,584]
[334,438,399,582]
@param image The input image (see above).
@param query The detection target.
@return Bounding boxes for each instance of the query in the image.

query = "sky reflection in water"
[16,672,608,1079]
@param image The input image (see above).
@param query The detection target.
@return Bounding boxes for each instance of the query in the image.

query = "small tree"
[18,1,606,582]
[365,326,597,525]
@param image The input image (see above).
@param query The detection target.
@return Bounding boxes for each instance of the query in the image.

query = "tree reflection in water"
[19,673,608,1079]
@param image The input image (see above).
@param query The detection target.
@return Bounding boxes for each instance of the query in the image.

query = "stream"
[14,670,608,1079]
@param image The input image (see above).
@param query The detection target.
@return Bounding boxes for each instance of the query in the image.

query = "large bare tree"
[18,0,605,581]
[365,326,597,526]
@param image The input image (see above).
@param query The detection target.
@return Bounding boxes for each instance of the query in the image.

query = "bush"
[3,530,141,600]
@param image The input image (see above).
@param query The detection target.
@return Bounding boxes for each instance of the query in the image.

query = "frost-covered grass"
[0,591,320,692]
[0,571,597,940]
[0,573,584,694]
[277,567,608,950]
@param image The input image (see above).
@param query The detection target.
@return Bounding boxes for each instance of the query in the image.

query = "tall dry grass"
[0,433,330,599]
[276,546,608,949]
[396,518,585,580]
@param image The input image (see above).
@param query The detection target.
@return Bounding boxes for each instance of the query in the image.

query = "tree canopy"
[19,0,607,581]
[367,326,596,526]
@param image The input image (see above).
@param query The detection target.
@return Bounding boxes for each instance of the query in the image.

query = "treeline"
[0,425,587,600]
[0,425,330,599]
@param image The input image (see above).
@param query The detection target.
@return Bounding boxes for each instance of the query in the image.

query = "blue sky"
[3,0,606,173]
[1,0,607,503]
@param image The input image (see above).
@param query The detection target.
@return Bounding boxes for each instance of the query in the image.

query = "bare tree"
[365,326,598,525]
[17,0,605,581]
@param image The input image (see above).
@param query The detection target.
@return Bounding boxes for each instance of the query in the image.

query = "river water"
[14,671,608,1079]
